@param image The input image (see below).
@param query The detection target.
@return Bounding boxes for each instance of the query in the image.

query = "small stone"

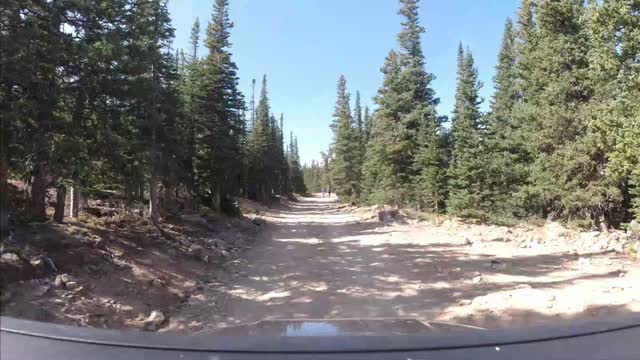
[65,281,79,290]
[515,284,532,290]
[54,275,67,288]
[151,278,165,288]
[144,310,166,330]
[472,276,483,284]
[464,237,472,246]
[459,299,472,306]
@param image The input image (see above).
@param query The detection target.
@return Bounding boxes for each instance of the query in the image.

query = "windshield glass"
[1,0,639,337]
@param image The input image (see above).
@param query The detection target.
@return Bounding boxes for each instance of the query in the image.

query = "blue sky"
[168,0,520,164]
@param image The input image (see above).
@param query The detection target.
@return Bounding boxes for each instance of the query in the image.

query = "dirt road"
[169,196,640,332]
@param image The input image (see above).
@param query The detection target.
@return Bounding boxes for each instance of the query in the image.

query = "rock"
[515,284,532,290]
[54,274,70,288]
[464,237,472,246]
[144,310,166,330]
[377,209,399,222]
[459,299,472,306]
[65,281,79,290]
[151,278,165,288]
[472,276,483,284]
[188,244,207,262]
[1,253,20,262]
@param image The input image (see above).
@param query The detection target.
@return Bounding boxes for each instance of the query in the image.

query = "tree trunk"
[53,184,67,223]
[70,185,80,218]
[29,162,48,220]
[149,175,159,225]
[211,184,221,213]
[0,132,8,238]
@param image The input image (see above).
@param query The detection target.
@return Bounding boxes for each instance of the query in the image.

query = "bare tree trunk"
[29,162,48,220]
[0,131,8,237]
[149,175,159,225]
[53,184,67,223]
[70,185,80,218]
[211,184,221,213]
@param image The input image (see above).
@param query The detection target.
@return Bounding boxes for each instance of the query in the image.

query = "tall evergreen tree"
[485,18,529,216]
[446,46,490,218]
[585,0,640,222]
[362,0,442,207]
[288,133,306,194]
[519,0,610,226]
[330,75,359,200]
[247,75,272,201]
[192,0,244,211]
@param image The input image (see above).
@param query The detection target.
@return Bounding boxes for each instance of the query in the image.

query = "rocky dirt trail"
[168,196,640,332]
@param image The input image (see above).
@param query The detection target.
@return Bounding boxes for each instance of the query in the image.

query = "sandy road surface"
[169,196,640,332]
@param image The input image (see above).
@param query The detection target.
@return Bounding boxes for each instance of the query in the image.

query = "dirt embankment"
[0,201,265,330]
[2,195,639,332]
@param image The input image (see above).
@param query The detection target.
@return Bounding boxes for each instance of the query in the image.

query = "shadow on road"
[179,197,639,332]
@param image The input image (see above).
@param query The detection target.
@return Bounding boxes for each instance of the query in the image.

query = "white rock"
[144,310,165,330]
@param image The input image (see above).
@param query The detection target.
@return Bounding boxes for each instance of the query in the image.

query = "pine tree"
[520,0,609,226]
[362,0,441,207]
[288,133,306,194]
[446,46,490,218]
[247,76,271,201]
[585,0,640,221]
[362,51,402,203]
[485,18,528,216]
[363,106,372,144]
[352,91,364,199]
[330,75,359,200]
[192,0,244,211]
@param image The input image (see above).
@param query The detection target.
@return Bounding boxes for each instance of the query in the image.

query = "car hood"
[210,318,485,337]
